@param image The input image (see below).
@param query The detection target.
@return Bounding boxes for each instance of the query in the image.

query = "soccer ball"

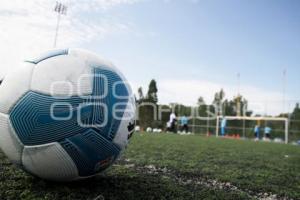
[0,49,136,181]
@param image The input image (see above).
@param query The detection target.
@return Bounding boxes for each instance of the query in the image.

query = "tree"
[196,96,207,118]
[295,103,300,111]
[222,95,252,117]
[213,89,225,104]
[137,87,144,103]
[213,89,225,115]
[197,97,205,106]
[136,80,159,129]
[147,79,158,103]
[290,103,300,141]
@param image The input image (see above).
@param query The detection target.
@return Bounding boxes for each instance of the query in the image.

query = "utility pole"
[282,69,287,114]
[53,1,67,48]
[237,72,241,116]
[237,72,241,96]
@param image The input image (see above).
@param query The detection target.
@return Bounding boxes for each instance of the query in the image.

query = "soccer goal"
[216,116,289,144]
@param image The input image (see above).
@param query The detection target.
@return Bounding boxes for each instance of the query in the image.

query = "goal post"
[216,116,289,144]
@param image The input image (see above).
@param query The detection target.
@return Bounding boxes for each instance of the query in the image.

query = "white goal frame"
[216,116,289,144]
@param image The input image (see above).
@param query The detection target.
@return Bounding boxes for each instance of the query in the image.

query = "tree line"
[136,79,300,141]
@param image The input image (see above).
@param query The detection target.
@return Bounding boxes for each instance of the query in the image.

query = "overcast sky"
[0,0,299,115]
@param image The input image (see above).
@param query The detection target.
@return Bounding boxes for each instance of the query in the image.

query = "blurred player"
[180,115,188,133]
[169,112,177,133]
[254,125,260,139]
[264,126,272,139]
[221,117,227,136]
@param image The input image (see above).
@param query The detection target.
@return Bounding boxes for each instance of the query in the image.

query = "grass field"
[0,133,299,200]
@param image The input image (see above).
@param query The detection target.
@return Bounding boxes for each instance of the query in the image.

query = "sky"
[0,0,299,115]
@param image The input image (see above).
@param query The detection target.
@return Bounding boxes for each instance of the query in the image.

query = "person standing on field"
[169,112,177,133]
[221,117,227,136]
[180,115,189,133]
[264,126,272,139]
[254,125,260,139]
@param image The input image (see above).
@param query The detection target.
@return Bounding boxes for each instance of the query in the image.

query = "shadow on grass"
[26,172,193,200]
[0,155,252,200]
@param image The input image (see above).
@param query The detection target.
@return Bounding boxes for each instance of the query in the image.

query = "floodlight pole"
[53,2,67,48]
[282,69,289,144]
[237,72,245,136]
[192,107,195,134]
[242,106,246,138]
[207,118,209,134]
[282,69,287,114]
[216,116,219,137]
[237,72,240,96]
[285,118,289,144]
[53,13,61,48]
[207,113,209,135]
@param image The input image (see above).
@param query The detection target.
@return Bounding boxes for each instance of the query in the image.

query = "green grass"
[0,133,299,200]
[126,134,300,198]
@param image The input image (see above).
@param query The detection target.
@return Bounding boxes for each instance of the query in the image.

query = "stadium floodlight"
[216,115,289,144]
[53,1,67,48]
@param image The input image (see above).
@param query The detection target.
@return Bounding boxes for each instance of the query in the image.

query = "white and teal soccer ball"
[0,49,136,181]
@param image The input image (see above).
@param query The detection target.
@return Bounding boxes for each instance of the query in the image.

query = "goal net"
[216,116,289,144]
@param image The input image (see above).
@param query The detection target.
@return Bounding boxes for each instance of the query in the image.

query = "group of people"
[166,115,273,139]
[166,112,189,133]
[254,125,272,139]
[221,118,272,139]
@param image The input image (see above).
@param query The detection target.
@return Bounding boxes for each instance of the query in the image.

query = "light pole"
[53,1,67,48]
[282,69,287,114]
[237,72,241,117]
[237,72,240,96]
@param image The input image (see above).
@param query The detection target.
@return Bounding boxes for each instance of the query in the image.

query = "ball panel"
[113,99,136,149]
[31,54,93,96]
[0,113,23,165]
[22,142,79,181]
[59,129,120,177]
[71,49,134,99]
[11,68,129,146]
[25,49,68,64]
[68,49,131,92]
[10,91,85,145]
[0,63,35,114]
[68,49,115,70]
[92,68,129,140]
[113,119,130,149]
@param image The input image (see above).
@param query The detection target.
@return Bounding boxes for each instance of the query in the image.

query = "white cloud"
[71,0,142,11]
[1,0,297,117]
[0,0,141,78]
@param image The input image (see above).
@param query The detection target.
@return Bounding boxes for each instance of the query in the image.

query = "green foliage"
[174,104,193,117]
[136,79,160,129]
[146,79,158,103]
[289,103,300,141]
[137,103,157,129]
[137,87,144,104]
[197,96,205,106]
